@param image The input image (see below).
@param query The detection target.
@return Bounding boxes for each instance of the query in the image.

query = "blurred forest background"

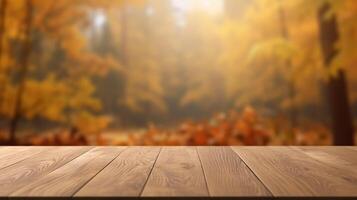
[0,0,356,146]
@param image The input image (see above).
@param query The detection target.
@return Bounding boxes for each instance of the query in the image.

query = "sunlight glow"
[93,11,107,29]
[171,0,223,27]
[171,0,223,14]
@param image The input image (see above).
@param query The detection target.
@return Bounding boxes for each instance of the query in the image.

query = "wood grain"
[198,147,271,196]
[0,147,27,156]
[142,147,208,197]
[0,147,47,170]
[293,146,357,171]
[232,146,357,197]
[11,147,125,197]
[0,146,357,197]
[0,146,91,195]
[347,146,357,151]
[75,147,160,197]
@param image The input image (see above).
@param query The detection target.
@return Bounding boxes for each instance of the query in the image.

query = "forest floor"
[1,107,343,146]
[2,107,357,146]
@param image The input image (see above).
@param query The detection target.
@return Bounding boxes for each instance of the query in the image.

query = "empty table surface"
[0,146,356,198]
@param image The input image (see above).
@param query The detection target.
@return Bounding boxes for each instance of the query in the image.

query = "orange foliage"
[0,106,334,146]
[110,106,320,146]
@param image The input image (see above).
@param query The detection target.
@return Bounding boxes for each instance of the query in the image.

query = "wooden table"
[0,146,356,199]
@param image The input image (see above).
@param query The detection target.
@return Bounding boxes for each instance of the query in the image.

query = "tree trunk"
[0,0,7,109]
[318,2,354,145]
[8,0,33,144]
[120,1,128,66]
[278,1,297,131]
[0,0,7,67]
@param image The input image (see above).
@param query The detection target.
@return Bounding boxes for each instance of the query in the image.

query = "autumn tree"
[225,0,251,19]
[0,0,7,111]
[0,0,120,143]
[9,0,33,144]
[0,0,356,145]
[318,1,354,145]
[122,1,167,121]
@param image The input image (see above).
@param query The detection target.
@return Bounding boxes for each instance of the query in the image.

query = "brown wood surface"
[347,146,357,151]
[294,146,357,170]
[75,147,160,197]
[0,146,356,198]
[0,146,47,170]
[198,146,271,196]
[231,146,357,197]
[11,147,125,197]
[141,147,209,197]
[0,146,91,195]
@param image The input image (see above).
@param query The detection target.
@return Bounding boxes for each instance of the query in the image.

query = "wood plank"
[142,147,208,197]
[347,146,357,151]
[232,146,357,197]
[11,147,125,197]
[293,146,357,172]
[0,146,91,195]
[198,147,271,196]
[0,147,26,156]
[75,147,160,197]
[0,147,33,160]
[0,147,47,170]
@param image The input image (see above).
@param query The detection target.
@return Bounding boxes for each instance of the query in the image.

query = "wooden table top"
[0,146,356,198]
